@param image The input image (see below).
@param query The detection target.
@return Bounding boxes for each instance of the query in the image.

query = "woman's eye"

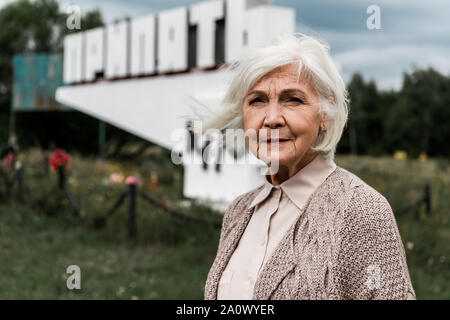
[249,98,264,105]
[288,97,303,104]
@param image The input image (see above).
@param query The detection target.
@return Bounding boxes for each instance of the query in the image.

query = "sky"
[2,0,450,90]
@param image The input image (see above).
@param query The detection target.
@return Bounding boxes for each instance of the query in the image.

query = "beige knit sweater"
[204,166,416,300]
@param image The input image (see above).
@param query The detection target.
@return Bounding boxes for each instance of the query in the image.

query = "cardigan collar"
[249,153,337,211]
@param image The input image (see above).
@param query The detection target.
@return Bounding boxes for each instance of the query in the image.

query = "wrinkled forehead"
[249,63,315,93]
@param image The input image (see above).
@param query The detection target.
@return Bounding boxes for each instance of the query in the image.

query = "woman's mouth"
[263,138,291,145]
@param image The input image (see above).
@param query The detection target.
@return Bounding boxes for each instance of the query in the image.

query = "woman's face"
[242,63,326,176]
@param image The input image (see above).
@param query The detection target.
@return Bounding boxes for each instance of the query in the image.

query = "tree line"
[337,70,450,158]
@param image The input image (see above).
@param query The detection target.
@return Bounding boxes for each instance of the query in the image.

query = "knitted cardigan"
[204,166,416,300]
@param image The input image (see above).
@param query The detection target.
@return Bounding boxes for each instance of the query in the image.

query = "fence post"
[44,152,49,176]
[58,167,65,190]
[424,183,431,215]
[15,162,24,200]
[127,180,137,239]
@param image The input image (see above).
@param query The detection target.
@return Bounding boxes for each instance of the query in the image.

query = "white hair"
[197,33,349,161]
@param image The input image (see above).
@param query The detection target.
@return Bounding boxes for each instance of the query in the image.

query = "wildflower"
[2,151,15,169]
[418,152,427,162]
[49,149,70,172]
[125,175,144,187]
[116,286,126,297]
[109,172,124,184]
[406,241,414,250]
[393,150,407,160]
[126,176,137,185]
[150,171,158,190]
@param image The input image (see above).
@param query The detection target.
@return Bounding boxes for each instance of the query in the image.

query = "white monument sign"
[57,0,295,208]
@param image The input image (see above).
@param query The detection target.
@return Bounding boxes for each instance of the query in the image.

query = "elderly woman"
[202,34,415,300]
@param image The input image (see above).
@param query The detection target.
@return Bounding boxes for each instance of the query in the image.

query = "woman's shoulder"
[332,166,402,255]
[304,165,395,231]
[334,166,393,216]
[330,168,415,299]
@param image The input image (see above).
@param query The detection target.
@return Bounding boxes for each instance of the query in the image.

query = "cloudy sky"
[3,0,450,90]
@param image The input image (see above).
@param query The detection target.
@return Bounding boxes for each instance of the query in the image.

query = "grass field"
[0,201,219,299]
[0,150,448,299]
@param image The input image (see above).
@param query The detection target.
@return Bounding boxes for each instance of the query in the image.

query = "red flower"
[49,149,71,172]
[126,176,137,185]
[2,151,15,169]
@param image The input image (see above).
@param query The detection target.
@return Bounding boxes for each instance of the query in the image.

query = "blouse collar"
[249,153,337,211]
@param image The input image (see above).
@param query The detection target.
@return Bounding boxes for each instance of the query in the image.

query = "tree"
[0,0,104,149]
[386,67,450,157]
[338,73,385,156]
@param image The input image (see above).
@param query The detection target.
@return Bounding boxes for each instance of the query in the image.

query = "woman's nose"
[263,103,285,128]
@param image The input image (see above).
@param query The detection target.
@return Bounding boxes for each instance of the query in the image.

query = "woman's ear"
[320,113,329,131]
[320,96,334,131]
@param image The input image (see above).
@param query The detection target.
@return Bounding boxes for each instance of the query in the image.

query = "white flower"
[116,286,126,297]
[406,241,414,250]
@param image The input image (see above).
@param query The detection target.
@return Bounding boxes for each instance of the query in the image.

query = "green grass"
[0,201,220,299]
